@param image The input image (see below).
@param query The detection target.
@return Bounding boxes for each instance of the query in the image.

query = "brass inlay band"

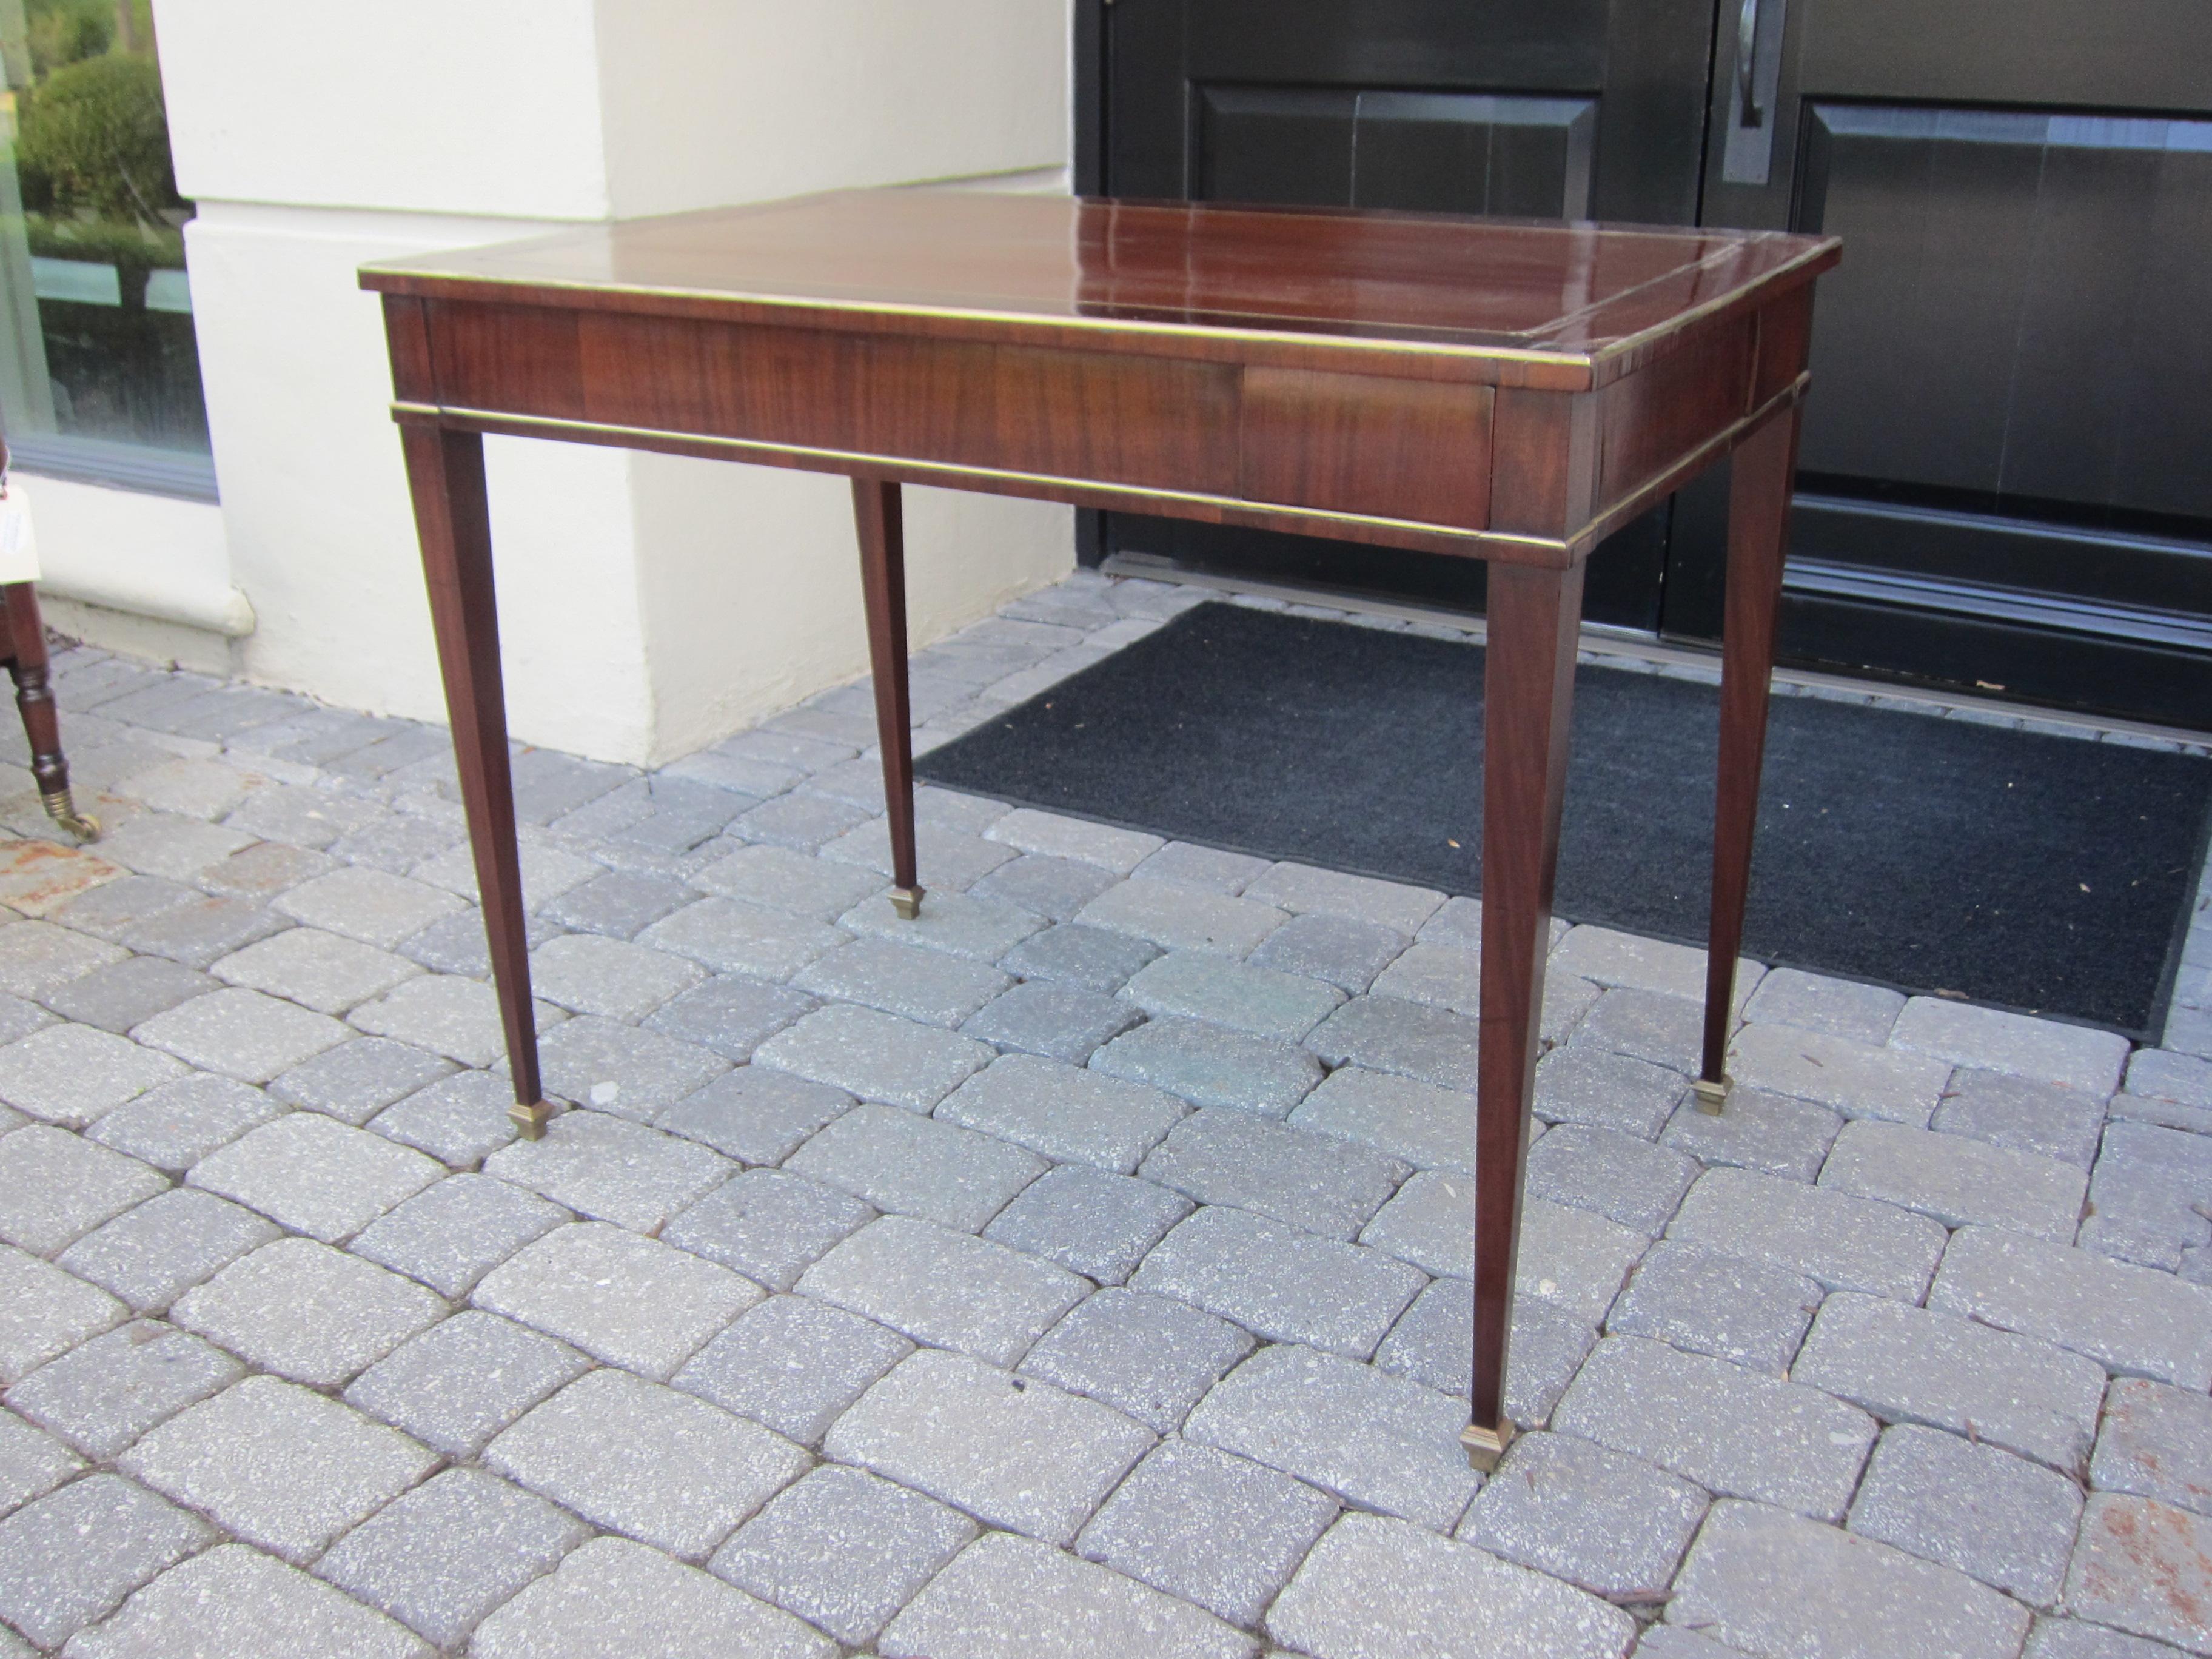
[388,401,1578,561]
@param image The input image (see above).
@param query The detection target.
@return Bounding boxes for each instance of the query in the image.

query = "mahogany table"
[362,191,1838,1470]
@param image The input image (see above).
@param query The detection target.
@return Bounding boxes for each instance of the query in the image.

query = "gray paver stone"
[1849,1421,2083,1606]
[799,1212,1085,1366]
[1287,1065,1476,1173]
[0,1125,167,1254]
[1532,1045,1691,1138]
[1794,1290,2107,1473]
[7,1322,241,1459]
[786,1100,1044,1230]
[1550,925,1759,1005]
[1668,1165,1946,1301]
[1361,1173,1646,1326]
[532,1013,725,1117]
[656,1066,853,1164]
[794,936,1009,1026]
[118,1375,437,1562]
[1660,1084,1845,1183]
[1090,1016,1322,1117]
[342,1310,588,1458]
[275,865,466,948]
[1122,950,1344,1042]
[0,1409,80,1520]
[269,1036,452,1124]
[1247,909,1406,994]
[60,1543,432,1659]
[2130,1048,2212,1110]
[1141,1107,1407,1240]
[1666,1500,2031,1659]
[1892,996,2131,1095]
[1244,862,1443,935]
[998,921,1161,993]
[42,956,213,1037]
[1306,995,1480,1093]
[2093,1378,2212,1519]
[482,1108,734,1231]
[528,932,707,1021]
[1527,1123,1700,1235]
[212,926,421,1014]
[1456,1429,1708,1598]
[880,1529,1253,1659]
[754,1002,993,1109]
[1741,965,1906,1044]
[172,1236,444,1386]
[81,1073,280,1173]
[1726,1022,1952,1126]
[1136,1203,1423,1359]
[368,1069,523,1166]
[1078,1438,1336,1627]
[347,1173,568,1297]
[1607,1242,1822,1374]
[938,1053,1184,1173]
[1130,840,1272,894]
[313,1466,589,1647]
[826,1347,1155,1546]
[55,1188,276,1315]
[1931,1225,2212,1388]
[695,839,882,918]
[970,851,1121,923]
[662,1165,873,1290]
[986,807,1162,873]
[1823,1118,2086,1241]
[487,1367,805,1559]
[474,1220,762,1378]
[645,974,815,1061]
[837,888,1044,961]
[2025,1620,2196,1659]
[0,1023,186,1127]
[709,1463,976,1646]
[1570,986,1706,1073]
[2066,1494,2212,1655]
[470,1533,832,1659]
[983,1164,1194,1285]
[1076,879,1288,957]
[1374,1276,1596,1427]
[351,974,563,1070]
[0,1472,212,1648]
[1553,1336,1876,1520]
[1183,1344,1480,1531]
[0,921,124,999]
[133,985,351,1082]
[1268,1510,1635,1659]
[542,868,697,937]
[189,1110,440,1241]
[674,1293,913,1443]
[2083,1119,2212,1270]
[1020,1287,1256,1432]
[1934,1067,2110,1170]
[960,978,1144,1063]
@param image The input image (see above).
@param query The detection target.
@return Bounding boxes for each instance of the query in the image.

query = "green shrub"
[15,50,180,227]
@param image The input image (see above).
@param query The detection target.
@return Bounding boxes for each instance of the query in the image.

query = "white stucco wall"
[110,0,1073,765]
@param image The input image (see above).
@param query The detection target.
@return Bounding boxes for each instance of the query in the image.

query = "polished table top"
[363,190,1838,389]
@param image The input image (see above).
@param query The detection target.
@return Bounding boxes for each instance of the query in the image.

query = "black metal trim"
[10,434,218,503]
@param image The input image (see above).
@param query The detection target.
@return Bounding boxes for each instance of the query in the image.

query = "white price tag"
[0,482,38,583]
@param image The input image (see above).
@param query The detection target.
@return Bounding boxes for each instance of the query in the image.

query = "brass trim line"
[389,401,1580,563]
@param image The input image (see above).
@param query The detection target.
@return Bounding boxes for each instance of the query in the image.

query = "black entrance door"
[1082,0,2212,728]
[1081,0,1715,630]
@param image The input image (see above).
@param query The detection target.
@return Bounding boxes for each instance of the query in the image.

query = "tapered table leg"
[1696,406,1803,1114]
[401,424,546,1138]
[1466,560,1586,1470]
[2,583,96,841]
[852,477,923,919]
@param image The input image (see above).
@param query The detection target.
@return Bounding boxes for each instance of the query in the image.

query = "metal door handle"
[1737,0,1764,127]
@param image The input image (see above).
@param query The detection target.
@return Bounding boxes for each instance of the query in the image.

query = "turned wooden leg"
[852,476,922,919]
[1697,406,1802,1114]
[400,424,546,1138]
[1467,560,1586,1470]
[1,582,96,842]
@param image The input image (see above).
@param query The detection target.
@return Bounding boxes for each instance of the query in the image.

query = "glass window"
[0,0,212,498]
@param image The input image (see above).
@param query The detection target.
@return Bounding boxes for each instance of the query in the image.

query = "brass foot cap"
[1461,1421,1514,1473]
[508,1102,551,1140]
[889,885,926,920]
[1691,1075,1731,1116]
[39,789,98,843]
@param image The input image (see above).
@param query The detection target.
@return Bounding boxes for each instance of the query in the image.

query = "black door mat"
[918,601,2212,1038]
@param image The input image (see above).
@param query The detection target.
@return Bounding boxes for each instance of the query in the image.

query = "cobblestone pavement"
[2,567,2211,1658]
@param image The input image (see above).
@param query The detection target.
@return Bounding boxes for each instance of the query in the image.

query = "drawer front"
[1238,367,1494,531]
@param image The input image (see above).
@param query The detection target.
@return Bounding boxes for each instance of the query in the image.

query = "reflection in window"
[0,0,210,494]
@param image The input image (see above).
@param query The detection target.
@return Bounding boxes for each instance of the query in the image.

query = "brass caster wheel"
[890,885,926,920]
[1691,1075,1731,1116]
[40,788,98,843]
